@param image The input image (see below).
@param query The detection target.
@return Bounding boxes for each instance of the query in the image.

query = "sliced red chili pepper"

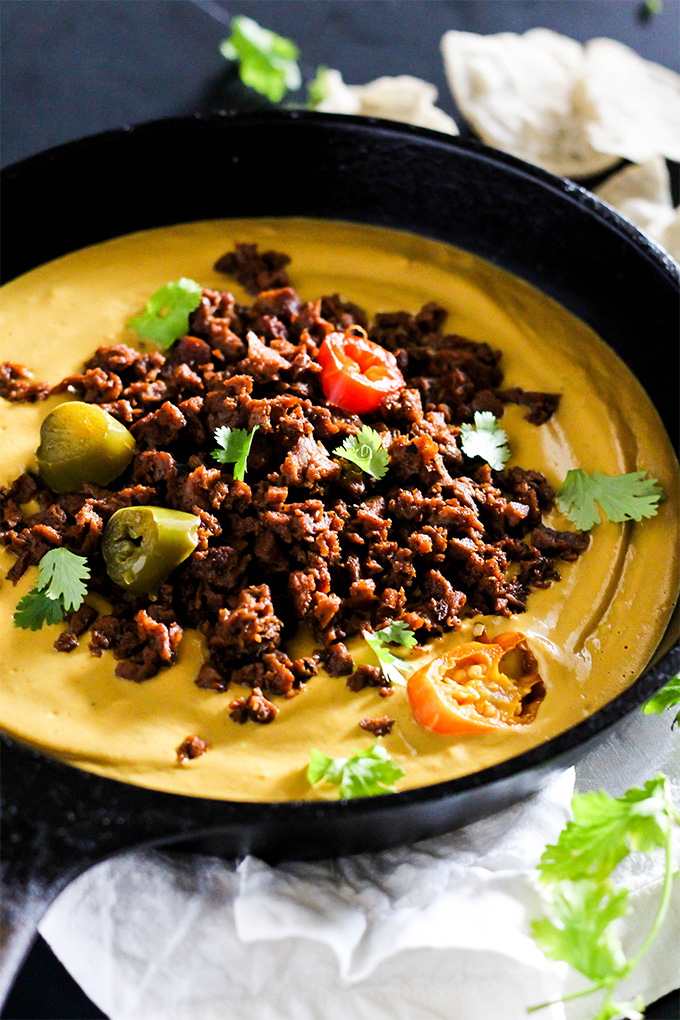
[317,327,405,415]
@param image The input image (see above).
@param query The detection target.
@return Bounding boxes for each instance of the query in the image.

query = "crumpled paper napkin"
[39,706,680,1020]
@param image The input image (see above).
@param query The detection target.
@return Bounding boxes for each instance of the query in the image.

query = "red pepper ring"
[317,328,405,414]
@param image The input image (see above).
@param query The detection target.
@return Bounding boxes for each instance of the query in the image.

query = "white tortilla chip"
[595,159,680,263]
[655,207,680,263]
[316,71,459,135]
[578,38,680,164]
[595,156,672,209]
[440,28,618,177]
[314,69,362,115]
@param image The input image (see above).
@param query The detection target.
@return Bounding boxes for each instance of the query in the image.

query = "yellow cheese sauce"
[0,219,678,800]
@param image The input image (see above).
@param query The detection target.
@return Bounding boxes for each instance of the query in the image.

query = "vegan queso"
[0,219,677,800]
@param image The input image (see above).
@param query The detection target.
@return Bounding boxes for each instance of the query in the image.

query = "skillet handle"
[0,874,66,1010]
[0,731,229,1010]
[0,735,94,1010]
[0,733,153,1011]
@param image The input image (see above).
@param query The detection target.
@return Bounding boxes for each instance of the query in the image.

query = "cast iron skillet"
[1,110,678,1005]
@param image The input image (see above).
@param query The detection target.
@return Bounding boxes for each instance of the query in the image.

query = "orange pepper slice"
[407,632,545,734]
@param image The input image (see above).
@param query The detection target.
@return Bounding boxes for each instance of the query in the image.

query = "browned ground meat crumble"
[176,734,209,763]
[0,242,589,723]
[360,716,396,736]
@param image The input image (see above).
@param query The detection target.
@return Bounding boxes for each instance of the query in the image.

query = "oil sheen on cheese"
[0,219,678,801]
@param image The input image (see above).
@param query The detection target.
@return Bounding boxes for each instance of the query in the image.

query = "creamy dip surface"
[0,218,678,801]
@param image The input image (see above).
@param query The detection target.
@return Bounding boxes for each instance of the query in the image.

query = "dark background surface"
[2,2,679,1018]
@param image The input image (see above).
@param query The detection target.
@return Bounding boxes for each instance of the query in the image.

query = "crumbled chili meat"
[176,734,209,762]
[360,716,395,736]
[214,242,291,295]
[0,363,50,403]
[229,686,278,724]
[195,662,229,691]
[498,387,561,425]
[0,242,587,721]
[54,603,98,652]
[347,665,385,691]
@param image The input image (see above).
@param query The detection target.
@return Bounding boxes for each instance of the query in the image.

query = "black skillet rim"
[1,108,678,830]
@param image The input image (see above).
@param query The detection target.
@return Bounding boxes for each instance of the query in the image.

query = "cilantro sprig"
[127,278,203,350]
[307,65,332,108]
[14,548,90,630]
[307,742,405,798]
[459,411,510,471]
[211,425,258,481]
[530,775,680,1020]
[335,426,390,480]
[363,622,417,687]
[557,469,664,531]
[643,674,680,729]
[220,15,301,103]
[537,779,671,885]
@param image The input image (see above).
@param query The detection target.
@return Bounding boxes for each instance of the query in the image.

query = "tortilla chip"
[578,38,680,164]
[595,156,672,209]
[595,159,680,262]
[316,72,459,135]
[315,69,361,115]
[655,208,680,263]
[440,28,618,177]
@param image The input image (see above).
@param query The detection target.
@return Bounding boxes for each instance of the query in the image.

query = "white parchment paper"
[39,707,680,1020]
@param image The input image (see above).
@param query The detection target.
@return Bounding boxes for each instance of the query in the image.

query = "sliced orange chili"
[407,632,545,734]
[317,327,405,415]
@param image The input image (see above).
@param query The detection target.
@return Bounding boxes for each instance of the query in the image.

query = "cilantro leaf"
[307,66,331,108]
[335,426,390,480]
[212,425,258,481]
[597,997,645,1020]
[557,469,664,531]
[36,547,90,613]
[307,742,405,798]
[459,411,510,470]
[13,590,67,630]
[532,878,630,983]
[127,278,203,350]
[643,674,680,728]
[531,774,678,1019]
[374,620,417,648]
[363,625,416,686]
[220,15,301,103]
[14,548,90,630]
[538,777,671,884]
[642,0,663,15]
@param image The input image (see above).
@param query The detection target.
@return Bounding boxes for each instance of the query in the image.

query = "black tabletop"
[2,2,679,1019]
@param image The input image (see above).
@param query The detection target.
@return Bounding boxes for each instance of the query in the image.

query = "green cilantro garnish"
[212,425,258,481]
[530,775,680,1020]
[459,411,510,470]
[533,878,631,989]
[537,779,671,884]
[14,548,90,630]
[642,0,663,15]
[307,66,331,108]
[643,674,680,729]
[557,469,664,531]
[335,426,390,480]
[373,620,418,648]
[307,742,405,798]
[363,623,416,686]
[220,15,301,103]
[13,590,68,630]
[127,278,203,350]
